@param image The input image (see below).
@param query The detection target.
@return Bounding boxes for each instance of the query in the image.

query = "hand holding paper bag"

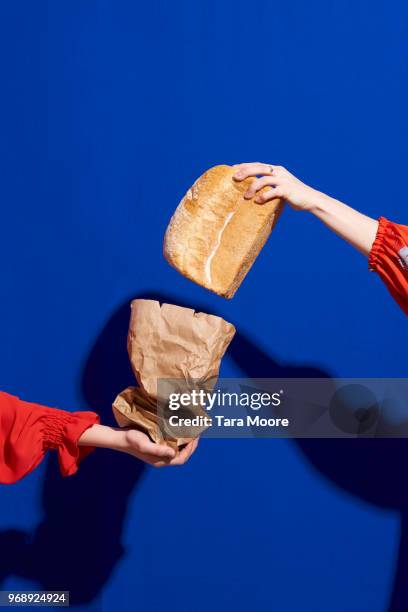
[113,299,236,449]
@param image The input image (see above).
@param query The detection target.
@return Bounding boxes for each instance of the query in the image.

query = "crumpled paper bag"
[112,299,236,449]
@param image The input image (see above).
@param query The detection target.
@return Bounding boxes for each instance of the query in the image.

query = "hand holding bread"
[164,164,284,298]
[233,162,319,211]
[234,161,379,257]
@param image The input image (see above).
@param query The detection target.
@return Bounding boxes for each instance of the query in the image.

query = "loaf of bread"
[163,164,284,298]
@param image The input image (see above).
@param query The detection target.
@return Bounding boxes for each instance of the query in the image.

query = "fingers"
[233,162,274,179]
[141,437,200,468]
[149,443,177,460]
[188,437,199,456]
[168,437,200,466]
[243,175,280,199]
[232,162,287,204]
[129,430,176,461]
[169,440,196,466]
[233,162,287,182]
[255,187,282,204]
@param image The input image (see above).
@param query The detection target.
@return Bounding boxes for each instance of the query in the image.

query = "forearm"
[78,424,125,452]
[306,189,379,257]
[77,424,179,463]
[234,163,379,257]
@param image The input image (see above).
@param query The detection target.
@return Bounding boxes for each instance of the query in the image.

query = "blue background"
[0,1,407,611]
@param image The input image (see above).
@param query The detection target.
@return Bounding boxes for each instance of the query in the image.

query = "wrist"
[303,188,331,214]
[107,428,128,452]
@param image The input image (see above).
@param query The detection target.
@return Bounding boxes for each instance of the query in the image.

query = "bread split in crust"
[163,164,284,298]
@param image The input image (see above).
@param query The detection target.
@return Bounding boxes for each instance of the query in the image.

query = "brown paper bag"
[112,299,236,449]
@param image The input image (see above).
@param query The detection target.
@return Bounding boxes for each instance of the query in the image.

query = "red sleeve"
[369,217,408,316]
[0,391,100,484]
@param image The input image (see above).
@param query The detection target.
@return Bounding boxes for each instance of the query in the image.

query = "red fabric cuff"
[368,216,408,316]
[368,217,401,272]
[0,392,101,484]
[43,410,100,477]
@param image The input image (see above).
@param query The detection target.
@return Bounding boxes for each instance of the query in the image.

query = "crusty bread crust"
[163,165,283,298]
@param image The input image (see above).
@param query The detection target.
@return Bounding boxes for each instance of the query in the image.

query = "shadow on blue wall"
[0,293,407,611]
[0,297,142,604]
[228,333,408,612]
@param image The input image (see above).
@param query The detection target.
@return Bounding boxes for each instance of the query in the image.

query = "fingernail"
[255,197,262,204]
[234,172,242,179]
[244,191,251,199]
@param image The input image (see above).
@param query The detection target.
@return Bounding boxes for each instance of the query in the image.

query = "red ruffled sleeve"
[369,217,408,316]
[0,391,100,484]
